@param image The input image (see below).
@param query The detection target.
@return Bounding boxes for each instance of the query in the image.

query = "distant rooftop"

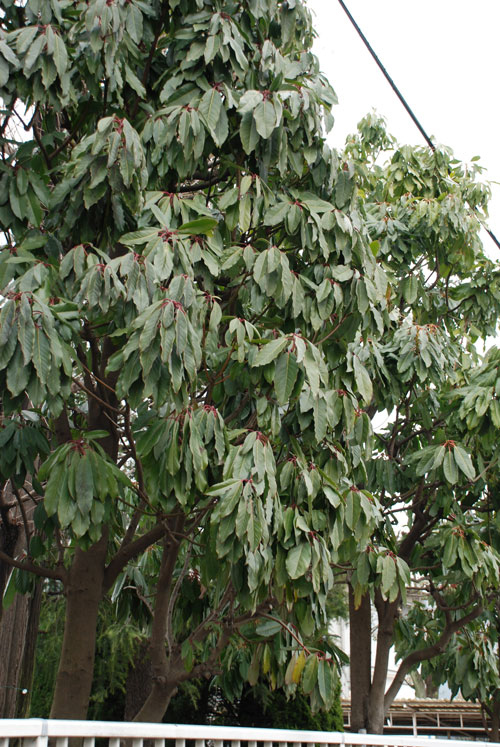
[342,699,491,740]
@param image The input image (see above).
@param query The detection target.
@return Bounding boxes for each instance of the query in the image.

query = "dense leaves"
[1,0,500,726]
[0,0,382,718]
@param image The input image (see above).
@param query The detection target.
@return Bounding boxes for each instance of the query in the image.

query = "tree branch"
[103,522,166,591]
[0,548,66,582]
[384,603,484,710]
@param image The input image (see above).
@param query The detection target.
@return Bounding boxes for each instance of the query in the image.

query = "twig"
[0,548,66,582]
[165,543,193,653]
[259,612,312,655]
[71,377,122,413]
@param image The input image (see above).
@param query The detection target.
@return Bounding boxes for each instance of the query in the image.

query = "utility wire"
[337,0,500,252]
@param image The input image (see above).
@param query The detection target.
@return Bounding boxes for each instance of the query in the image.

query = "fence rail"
[0,720,498,747]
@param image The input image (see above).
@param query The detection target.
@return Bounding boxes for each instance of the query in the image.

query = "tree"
[395,529,500,741]
[0,0,384,722]
[2,1,499,730]
[339,115,500,734]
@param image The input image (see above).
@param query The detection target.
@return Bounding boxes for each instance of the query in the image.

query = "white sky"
[307,0,500,249]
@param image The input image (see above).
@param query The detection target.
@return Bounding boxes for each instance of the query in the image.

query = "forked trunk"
[50,535,108,719]
[349,586,400,734]
[132,677,179,722]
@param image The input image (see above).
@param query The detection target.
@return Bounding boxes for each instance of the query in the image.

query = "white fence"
[0,721,498,747]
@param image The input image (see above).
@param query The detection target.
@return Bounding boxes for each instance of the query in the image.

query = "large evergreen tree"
[0,0,380,721]
[1,0,499,731]
[340,115,500,734]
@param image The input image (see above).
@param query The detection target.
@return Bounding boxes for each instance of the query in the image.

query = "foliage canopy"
[0,0,500,728]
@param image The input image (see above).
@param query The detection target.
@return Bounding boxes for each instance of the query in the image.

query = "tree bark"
[0,485,42,718]
[487,699,499,742]
[50,534,108,720]
[15,580,43,717]
[368,592,399,734]
[125,643,153,721]
[0,587,42,717]
[349,586,372,732]
[133,528,183,722]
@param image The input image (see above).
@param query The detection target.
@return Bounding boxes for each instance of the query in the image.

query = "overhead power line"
[336,0,500,252]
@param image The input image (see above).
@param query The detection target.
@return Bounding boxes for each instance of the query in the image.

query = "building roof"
[342,699,490,739]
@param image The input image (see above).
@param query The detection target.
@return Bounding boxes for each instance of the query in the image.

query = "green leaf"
[177,217,218,235]
[247,645,261,686]
[255,619,282,637]
[119,228,159,245]
[453,445,475,480]
[314,395,327,442]
[254,99,276,139]
[253,336,289,367]
[301,654,319,694]
[318,658,333,704]
[198,87,225,143]
[353,356,373,404]
[443,448,459,485]
[24,32,45,73]
[402,275,418,305]
[7,346,30,397]
[240,111,259,154]
[32,327,51,386]
[286,542,311,579]
[381,554,397,595]
[274,352,299,405]
[74,453,94,514]
[52,32,68,77]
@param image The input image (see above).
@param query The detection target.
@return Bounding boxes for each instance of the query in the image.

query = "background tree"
[0,0,386,722]
[340,115,500,734]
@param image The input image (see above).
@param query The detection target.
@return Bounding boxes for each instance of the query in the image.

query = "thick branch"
[0,548,66,582]
[384,603,484,710]
[103,522,166,591]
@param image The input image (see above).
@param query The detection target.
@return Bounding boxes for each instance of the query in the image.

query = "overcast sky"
[307,0,500,247]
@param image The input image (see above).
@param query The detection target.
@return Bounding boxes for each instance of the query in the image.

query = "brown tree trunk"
[348,586,401,734]
[133,675,179,722]
[50,534,108,720]
[16,581,43,717]
[133,528,183,722]
[0,487,41,718]
[349,587,372,732]
[0,588,42,717]
[490,703,499,743]
[367,593,399,734]
[125,643,153,720]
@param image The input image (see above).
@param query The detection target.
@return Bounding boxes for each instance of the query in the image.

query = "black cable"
[337,0,500,252]
[337,0,435,152]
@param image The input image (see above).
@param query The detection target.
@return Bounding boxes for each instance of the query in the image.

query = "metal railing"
[0,720,498,747]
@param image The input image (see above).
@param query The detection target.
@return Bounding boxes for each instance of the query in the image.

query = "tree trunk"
[133,676,179,722]
[490,703,499,743]
[348,586,401,735]
[125,643,153,720]
[367,593,399,734]
[0,588,42,717]
[349,587,372,732]
[0,488,41,718]
[132,526,184,723]
[16,581,43,717]
[50,534,108,719]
